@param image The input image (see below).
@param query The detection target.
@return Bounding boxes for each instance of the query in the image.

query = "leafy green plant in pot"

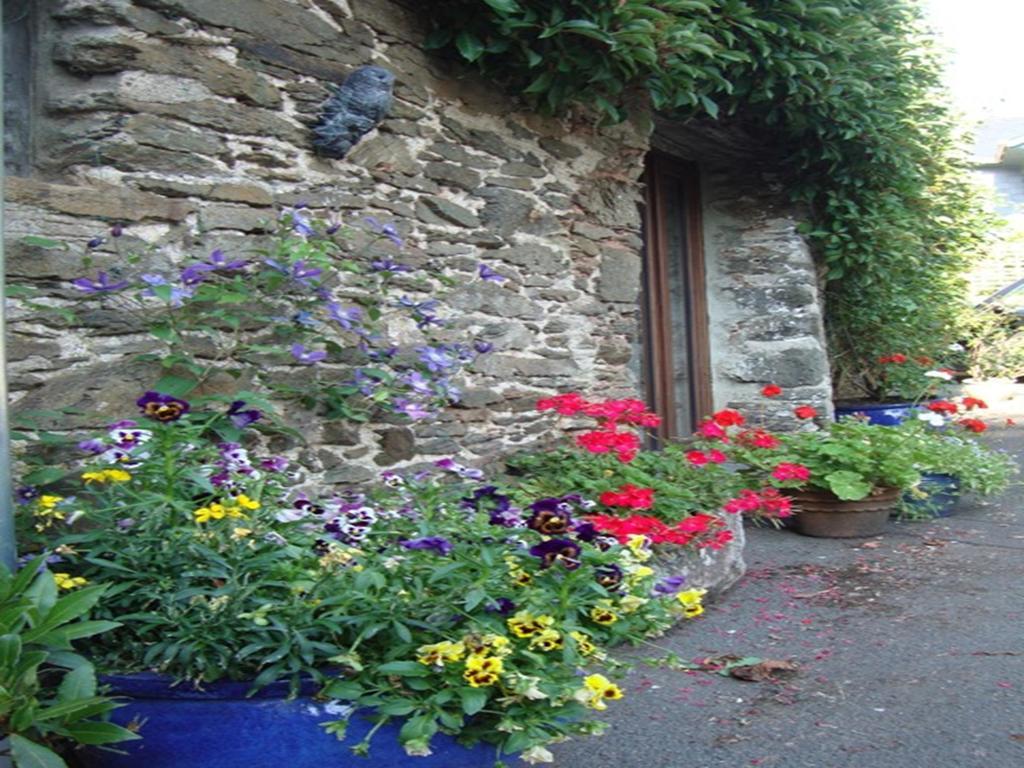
[0,560,137,768]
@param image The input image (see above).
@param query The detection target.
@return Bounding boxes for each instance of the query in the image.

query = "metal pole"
[0,0,16,572]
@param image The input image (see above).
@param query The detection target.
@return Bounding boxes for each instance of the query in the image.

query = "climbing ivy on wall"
[427,0,992,397]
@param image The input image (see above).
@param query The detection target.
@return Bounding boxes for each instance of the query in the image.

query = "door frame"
[641,152,713,442]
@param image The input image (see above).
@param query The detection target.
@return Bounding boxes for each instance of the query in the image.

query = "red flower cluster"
[588,513,732,548]
[793,405,818,420]
[696,419,729,442]
[711,409,745,427]
[959,418,987,433]
[722,488,793,518]
[685,449,727,466]
[537,393,660,428]
[538,393,661,463]
[878,353,908,364]
[962,397,988,410]
[926,400,959,415]
[599,484,655,510]
[576,429,640,463]
[771,462,810,482]
[737,428,781,449]
[761,383,782,398]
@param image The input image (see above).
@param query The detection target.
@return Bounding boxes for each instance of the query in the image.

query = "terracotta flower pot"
[788,486,901,538]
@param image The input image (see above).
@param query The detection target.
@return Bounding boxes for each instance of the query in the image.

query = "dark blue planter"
[79,673,508,768]
[833,401,924,426]
[901,473,961,518]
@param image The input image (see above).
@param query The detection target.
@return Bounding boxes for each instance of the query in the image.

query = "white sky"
[922,0,1024,120]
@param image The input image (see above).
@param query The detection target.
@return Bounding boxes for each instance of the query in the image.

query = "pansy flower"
[136,391,190,422]
[528,538,581,569]
[226,400,262,429]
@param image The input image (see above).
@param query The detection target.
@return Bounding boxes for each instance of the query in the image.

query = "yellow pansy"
[529,628,563,652]
[570,630,597,656]
[463,655,503,687]
[53,572,87,590]
[507,611,555,638]
[625,534,652,562]
[81,469,132,483]
[231,527,253,539]
[589,602,619,626]
[676,588,706,619]
[580,674,624,710]
[416,641,466,666]
[193,503,228,523]
[234,494,260,510]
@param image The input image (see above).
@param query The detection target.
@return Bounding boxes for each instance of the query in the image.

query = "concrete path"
[553,393,1023,768]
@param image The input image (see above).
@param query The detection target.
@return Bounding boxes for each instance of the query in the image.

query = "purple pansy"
[399,536,453,556]
[291,343,327,365]
[529,539,582,570]
[136,391,190,422]
[15,486,40,505]
[260,456,290,473]
[226,400,262,429]
[72,271,129,294]
[651,575,687,596]
[77,439,107,455]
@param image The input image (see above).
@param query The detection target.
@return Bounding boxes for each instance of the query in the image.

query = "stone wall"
[6,0,656,478]
[5,0,832,479]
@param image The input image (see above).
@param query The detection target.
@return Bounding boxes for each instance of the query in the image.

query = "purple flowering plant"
[31,209,497,425]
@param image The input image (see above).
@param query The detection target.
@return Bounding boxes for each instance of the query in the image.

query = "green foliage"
[427,0,992,396]
[15,402,688,757]
[0,564,137,768]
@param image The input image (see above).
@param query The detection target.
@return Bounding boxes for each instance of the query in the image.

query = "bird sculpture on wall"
[313,65,396,159]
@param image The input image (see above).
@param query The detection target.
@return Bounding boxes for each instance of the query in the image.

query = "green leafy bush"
[0,563,137,768]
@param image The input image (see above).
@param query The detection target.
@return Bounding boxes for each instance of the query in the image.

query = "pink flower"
[772,462,810,482]
[707,449,728,464]
[696,420,729,441]
[686,450,710,466]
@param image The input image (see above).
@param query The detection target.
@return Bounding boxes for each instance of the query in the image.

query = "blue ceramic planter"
[833,401,924,426]
[902,473,961,518]
[79,673,505,768]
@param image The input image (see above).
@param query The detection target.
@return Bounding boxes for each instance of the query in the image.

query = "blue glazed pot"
[902,473,961,518]
[79,673,506,768]
[833,401,925,426]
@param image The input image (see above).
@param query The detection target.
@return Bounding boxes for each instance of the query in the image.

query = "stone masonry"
[5,0,833,486]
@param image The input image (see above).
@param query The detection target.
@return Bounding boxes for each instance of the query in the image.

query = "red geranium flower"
[707,449,728,464]
[712,409,745,427]
[686,450,710,466]
[696,420,729,441]
[599,484,655,510]
[926,400,958,415]
[959,418,987,433]
[761,384,782,398]
[794,405,817,420]
[536,392,586,416]
[878,353,908,364]
[961,397,988,410]
[772,462,810,482]
[737,429,781,449]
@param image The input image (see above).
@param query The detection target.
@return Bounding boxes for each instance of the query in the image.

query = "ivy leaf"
[455,31,485,62]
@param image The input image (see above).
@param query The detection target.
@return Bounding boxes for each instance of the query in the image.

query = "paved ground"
[553,391,1023,768]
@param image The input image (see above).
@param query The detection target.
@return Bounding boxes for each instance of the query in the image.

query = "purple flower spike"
[478,263,505,283]
[136,391,190,422]
[226,400,263,429]
[291,343,327,365]
[72,271,128,294]
[399,536,453,556]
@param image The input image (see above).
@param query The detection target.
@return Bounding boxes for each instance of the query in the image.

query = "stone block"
[650,513,746,596]
[417,197,480,228]
[423,161,481,192]
[5,177,196,222]
[448,283,542,320]
[725,340,829,388]
[494,244,568,276]
[597,247,642,303]
[539,136,583,160]
[198,203,274,232]
[374,427,416,465]
[478,188,560,237]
